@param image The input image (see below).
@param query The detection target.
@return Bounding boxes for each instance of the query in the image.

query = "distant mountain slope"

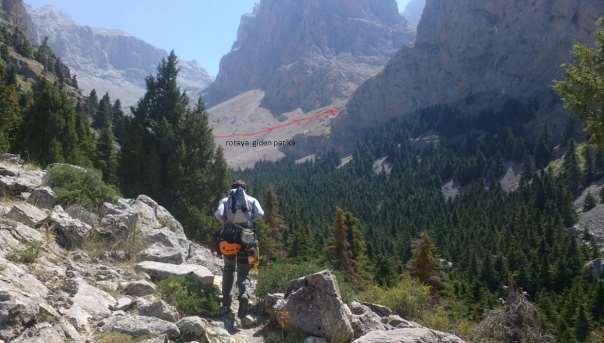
[332,0,604,149]
[28,5,212,107]
[204,0,413,114]
[205,0,414,168]
[401,0,425,28]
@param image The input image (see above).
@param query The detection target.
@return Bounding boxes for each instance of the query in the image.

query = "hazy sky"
[26,0,412,76]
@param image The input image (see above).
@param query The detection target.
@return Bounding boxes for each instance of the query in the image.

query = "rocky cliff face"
[332,0,604,148]
[401,0,425,29]
[204,0,414,114]
[205,0,414,168]
[0,0,36,40]
[28,6,212,107]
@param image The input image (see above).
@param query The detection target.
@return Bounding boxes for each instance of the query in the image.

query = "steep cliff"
[332,0,604,148]
[204,0,414,114]
[29,5,212,107]
[401,0,425,29]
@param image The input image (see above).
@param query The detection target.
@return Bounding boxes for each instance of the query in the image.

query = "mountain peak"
[205,0,414,114]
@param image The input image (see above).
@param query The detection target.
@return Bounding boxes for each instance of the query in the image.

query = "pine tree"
[599,187,604,203]
[74,101,96,167]
[86,89,99,125]
[374,254,398,287]
[111,99,126,144]
[574,305,590,342]
[333,207,354,273]
[562,140,582,196]
[583,145,595,183]
[407,231,441,289]
[259,186,287,263]
[345,211,371,278]
[95,93,118,184]
[0,80,21,152]
[555,18,604,148]
[19,79,85,166]
[534,127,553,169]
[120,51,227,240]
[583,192,596,212]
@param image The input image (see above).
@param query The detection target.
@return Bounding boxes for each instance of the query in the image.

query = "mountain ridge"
[28,5,213,107]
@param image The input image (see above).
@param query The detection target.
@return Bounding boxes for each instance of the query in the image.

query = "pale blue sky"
[26,0,411,76]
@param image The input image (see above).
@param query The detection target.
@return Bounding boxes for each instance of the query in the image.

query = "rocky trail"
[0,154,464,342]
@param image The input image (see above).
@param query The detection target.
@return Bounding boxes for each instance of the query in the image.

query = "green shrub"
[157,275,220,317]
[358,273,431,320]
[47,164,119,210]
[256,261,324,298]
[8,241,42,264]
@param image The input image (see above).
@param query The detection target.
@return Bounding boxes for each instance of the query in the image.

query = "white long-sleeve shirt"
[214,189,264,224]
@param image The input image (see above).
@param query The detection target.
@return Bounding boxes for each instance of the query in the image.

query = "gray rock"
[0,218,44,254]
[0,159,45,196]
[186,242,223,274]
[275,270,353,343]
[382,315,418,329]
[64,278,115,331]
[349,301,388,338]
[65,204,99,227]
[264,292,285,319]
[26,187,57,209]
[176,316,207,341]
[5,203,47,228]
[177,317,234,343]
[140,335,169,343]
[11,323,66,343]
[135,261,214,285]
[138,298,179,322]
[100,313,180,338]
[360,301,393,317]
[333,0,604,150]
[48,205,92,249]
[123,279,157,297]
[353,327,465,343]
[111,297,135,311]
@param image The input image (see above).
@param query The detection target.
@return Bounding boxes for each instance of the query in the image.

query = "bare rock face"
[401,0,425,29]
[353,327,465,343]
[273,270,354,343]
[204,0,414,115]
[28,5,212,107]
[333,0,604,149]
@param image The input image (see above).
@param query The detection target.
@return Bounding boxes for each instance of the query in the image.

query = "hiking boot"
[237,294,249,318]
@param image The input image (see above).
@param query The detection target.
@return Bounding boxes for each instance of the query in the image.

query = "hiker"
[214,180,264,318]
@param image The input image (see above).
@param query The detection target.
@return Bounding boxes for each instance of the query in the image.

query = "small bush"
[158,275,220,317]
[358,273,431,320]
[47,164,119,210]
[256,261,324,298]
[7,241,42,264]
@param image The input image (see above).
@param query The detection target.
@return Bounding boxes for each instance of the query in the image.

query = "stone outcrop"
[271,270,354,343]
[28,5,212,107]
[332,0,604,150]
[99,313,180,338]
[205,0,412,114]
[353,327,465,343]
[135,261,214,285]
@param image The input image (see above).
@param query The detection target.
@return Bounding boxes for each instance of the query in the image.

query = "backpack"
[213,223,242,256]
[224,187,251,225]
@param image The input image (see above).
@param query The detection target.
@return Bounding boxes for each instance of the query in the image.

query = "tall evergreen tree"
[19,79,85,166]
[95,93,118,184]
[562,140,582,196]
[0,79,21,152]
[259,186,287,263]
[111,99,126,144]
[555,18,604,148]
[119,51,227,240]
[406,231,441,289]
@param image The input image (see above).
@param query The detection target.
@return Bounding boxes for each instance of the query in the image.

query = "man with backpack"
[214,180,264,318]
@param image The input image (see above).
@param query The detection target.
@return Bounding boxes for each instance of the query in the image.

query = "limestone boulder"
[100,313,180,338]
[352,327,465,343]
[135,261,213,285]
[26,187,57,210]
[5,203,47,228]
[48,206,92,249]
[274,270,353,343]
